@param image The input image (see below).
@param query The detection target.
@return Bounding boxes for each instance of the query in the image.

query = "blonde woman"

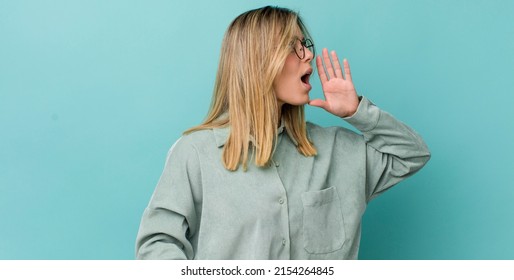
[135,6,430,260]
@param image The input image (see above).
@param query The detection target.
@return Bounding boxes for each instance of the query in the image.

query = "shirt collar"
[212,119,299,148]
[213,125,231,148]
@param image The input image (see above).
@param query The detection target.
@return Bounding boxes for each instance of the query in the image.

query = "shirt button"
[279,198,284,204]
[282,239,286,246]
[275,161,280,167]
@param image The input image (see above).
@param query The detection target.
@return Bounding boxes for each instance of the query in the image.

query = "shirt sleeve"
[343,96,431,201]
[135,137,201,259]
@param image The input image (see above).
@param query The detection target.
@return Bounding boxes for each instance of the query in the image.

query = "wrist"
[341,96,362,118]
[343,96,380,132]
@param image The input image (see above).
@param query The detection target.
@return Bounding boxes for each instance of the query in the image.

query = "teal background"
[1,0,513,259]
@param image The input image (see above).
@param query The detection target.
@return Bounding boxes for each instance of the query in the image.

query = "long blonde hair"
[185,6,317,171]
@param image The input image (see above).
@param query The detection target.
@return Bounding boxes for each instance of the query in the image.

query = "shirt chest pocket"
[301,186,346,254]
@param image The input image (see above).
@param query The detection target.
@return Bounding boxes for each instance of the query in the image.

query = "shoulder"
[306,121,363,143]
[160,129,217,173]
[170,129,214,151]
[167,128,220,158]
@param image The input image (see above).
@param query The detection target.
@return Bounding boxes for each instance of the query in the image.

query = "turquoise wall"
[1,0,513,259]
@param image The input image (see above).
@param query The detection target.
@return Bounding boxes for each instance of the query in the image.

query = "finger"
[322,48,336,79]
[308,99,329,110]
[343,58,352,82]
[331,51,344,79]
[316,55,328,83]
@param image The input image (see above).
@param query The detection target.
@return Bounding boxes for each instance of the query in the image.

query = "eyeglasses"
[292,38,315,60]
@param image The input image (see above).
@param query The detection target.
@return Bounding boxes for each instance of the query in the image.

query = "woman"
[135,6,430,260]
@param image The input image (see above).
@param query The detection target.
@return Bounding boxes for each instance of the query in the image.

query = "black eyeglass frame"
[292,37,315,60]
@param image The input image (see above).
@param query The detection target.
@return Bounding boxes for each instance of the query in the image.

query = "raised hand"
[309,48,360,118]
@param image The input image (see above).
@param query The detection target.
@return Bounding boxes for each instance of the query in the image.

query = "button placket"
[271,135,291,258]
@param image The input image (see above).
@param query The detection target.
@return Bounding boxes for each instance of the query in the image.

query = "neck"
[277,102,284,128]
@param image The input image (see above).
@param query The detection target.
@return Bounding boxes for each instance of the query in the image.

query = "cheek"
[274,74,295,102]
[282,55,299,78]
[275,56,299,91]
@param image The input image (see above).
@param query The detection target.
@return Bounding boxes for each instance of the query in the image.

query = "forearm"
[344,96,431,199]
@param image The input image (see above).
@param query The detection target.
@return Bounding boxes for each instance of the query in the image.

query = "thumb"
[308,99,329,110]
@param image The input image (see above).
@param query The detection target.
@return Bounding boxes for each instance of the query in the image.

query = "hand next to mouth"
[308,48,360,118]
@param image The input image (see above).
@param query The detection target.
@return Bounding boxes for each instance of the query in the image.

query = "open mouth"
[301,69,313,86]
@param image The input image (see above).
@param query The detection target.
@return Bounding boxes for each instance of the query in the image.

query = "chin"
[288,98,310,106]
[277,88,311,106]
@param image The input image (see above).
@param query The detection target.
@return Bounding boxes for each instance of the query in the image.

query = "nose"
[304,47,314,62]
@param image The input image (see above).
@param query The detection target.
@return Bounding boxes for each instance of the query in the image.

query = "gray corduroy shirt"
[135,97,430,259]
